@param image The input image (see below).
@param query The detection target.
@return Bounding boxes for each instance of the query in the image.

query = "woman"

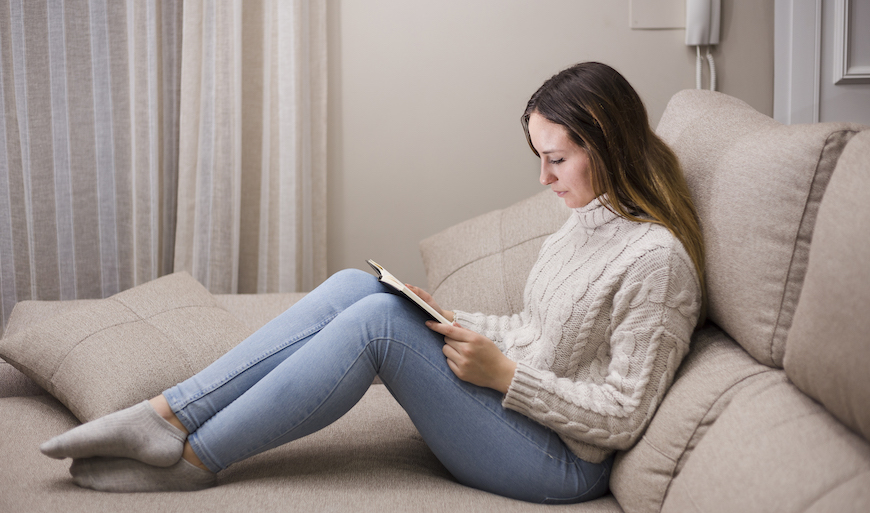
[40,62,705,504]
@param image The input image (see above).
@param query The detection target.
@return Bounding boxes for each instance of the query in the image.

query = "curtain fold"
[173,0,327,294]
[0,0,327,335]
[0,0,183,334]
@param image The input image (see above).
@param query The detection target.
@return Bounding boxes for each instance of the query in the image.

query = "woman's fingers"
[406,284,427,299]
[429,323,516,392]
[425,320,473,340]
[409,286,454,323]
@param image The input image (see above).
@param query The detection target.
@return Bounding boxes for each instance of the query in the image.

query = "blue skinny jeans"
[162,269,612,503]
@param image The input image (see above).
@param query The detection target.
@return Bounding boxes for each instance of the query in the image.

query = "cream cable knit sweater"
[453,197,701,463]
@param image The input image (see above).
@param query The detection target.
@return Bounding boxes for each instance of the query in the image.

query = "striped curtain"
[174,0,327,295]
[0,0,327,335]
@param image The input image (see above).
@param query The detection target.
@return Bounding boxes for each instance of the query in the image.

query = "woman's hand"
[406,284,454,323]
[425,321,518,394]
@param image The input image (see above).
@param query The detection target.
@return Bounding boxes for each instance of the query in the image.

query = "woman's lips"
[555,191,567,197]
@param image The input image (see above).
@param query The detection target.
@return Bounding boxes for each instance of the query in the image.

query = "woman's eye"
[549,158,564,165]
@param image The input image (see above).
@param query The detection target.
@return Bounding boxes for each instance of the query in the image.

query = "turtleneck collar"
[573,195,620,229]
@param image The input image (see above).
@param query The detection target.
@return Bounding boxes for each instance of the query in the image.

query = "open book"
[366,259,452,325]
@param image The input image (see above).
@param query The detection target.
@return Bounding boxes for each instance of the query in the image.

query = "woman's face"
[527,112,596,209]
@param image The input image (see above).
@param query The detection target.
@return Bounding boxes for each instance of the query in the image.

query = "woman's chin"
[563,196,596,209]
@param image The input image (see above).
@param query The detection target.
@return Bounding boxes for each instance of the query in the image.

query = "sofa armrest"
[419,190,569,316]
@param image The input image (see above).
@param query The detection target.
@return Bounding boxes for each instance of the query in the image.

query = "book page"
[366,260,451,325]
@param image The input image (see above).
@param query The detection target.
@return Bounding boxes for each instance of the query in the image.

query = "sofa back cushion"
[656,90,864,367]
[784,130,870,442]
[611,326,774,513]
[420,190,569,315]
[660,371,870,512]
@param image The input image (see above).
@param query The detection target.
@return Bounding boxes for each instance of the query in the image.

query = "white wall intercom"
[686,0,721,90]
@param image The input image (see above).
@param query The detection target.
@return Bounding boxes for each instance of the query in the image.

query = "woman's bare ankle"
[148,395,188,436]
[182,441,211,472]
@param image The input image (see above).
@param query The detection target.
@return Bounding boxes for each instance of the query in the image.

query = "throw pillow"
[0,272,252,422]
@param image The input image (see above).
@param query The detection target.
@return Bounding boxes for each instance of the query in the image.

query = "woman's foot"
[70,456,216,493]
[40,398,186,467]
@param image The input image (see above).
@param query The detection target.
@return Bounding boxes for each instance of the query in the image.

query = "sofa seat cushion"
[609,325,774,513]
[661,371,870,512]
[784,130,870,442]
[0,272,252,422]
[656,89,865,367]
[0,388,623,513]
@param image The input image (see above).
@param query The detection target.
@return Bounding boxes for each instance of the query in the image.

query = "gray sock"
[40,400,185,467]
[70,456,217,493]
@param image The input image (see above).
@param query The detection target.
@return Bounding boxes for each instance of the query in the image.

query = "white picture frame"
[833,0,870,84]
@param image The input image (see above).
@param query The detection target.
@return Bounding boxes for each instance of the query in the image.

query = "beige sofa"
[1,90,868,512]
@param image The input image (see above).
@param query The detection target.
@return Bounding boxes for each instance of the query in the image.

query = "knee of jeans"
[355,292,406,315]
[328,268,379,289]
[352,293,427,333]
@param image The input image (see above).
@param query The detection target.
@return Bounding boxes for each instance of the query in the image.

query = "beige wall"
[327,0,774,289]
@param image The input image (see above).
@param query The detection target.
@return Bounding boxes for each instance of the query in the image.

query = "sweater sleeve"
[501,244,701,452]
[451,310,526,350]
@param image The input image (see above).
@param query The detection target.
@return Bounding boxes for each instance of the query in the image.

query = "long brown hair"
[522,62,707,324]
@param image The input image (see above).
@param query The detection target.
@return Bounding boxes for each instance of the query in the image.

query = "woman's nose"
[540,166,554,186]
